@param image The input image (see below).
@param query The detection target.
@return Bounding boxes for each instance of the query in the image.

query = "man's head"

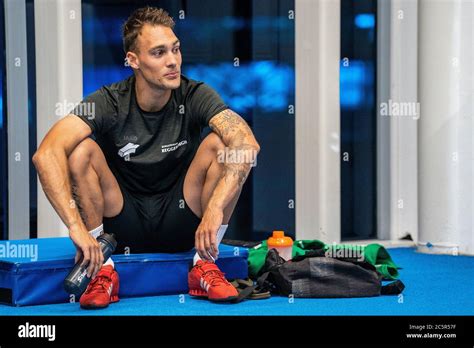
[123,6,181,90]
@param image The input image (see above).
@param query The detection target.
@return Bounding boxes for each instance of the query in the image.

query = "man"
[33,6,260,308]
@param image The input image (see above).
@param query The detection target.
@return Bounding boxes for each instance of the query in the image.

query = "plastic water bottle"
[267,231,293,261]
[64,233,117,296]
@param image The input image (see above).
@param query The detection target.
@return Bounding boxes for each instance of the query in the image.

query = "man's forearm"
[205,143,259,213]
[33,148,85,231]
[207,109,260,214]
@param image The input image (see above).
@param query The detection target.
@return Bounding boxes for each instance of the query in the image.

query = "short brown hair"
[122,6,175,53]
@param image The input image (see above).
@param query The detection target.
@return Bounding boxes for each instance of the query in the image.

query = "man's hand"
[69,223,104,279]
[195,206,223,261]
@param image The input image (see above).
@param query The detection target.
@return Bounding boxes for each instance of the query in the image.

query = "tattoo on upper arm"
[209,109,253,145]
[209,109,259,187]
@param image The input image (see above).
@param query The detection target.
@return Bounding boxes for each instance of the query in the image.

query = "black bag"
[256,249,405,298]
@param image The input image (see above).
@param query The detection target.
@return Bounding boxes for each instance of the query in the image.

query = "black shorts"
[103,170,202,255]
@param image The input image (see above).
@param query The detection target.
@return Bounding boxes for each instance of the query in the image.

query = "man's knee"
[68,138,95,177]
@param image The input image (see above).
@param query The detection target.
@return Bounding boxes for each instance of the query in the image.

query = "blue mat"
[0,247,472,315]
[0,237,248,306]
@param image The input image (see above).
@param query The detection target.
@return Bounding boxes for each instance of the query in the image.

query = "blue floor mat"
[0,237,248,306]
[0,247,472,315]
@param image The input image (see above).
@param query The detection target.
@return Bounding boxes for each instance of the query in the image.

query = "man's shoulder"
[179,74,204,93]
[179,74,217,100]
[85,75,134,109]
[102,75,134,95]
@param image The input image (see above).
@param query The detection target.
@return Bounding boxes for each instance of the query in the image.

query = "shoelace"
[85,274,111,294]
[202,269,230,286]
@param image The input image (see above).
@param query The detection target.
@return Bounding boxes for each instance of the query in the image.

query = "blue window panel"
[185,61,294,114]
[355,14,375,29]
[340,60,374,110]
[0,97,3,128]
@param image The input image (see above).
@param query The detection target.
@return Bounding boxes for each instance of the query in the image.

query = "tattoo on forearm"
[223,163,251,187]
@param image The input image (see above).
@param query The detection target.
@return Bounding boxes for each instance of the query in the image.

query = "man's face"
[128,24,182,90]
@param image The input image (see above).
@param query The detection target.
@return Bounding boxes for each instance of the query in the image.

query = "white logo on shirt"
[161,140,188,153]
[118,143,140,161]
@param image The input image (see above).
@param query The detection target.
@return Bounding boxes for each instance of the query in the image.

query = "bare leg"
[68,138,123,230]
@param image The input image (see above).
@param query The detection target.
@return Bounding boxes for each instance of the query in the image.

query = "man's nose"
[165,51,177,67]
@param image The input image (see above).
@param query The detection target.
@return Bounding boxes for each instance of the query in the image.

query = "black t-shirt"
[72,75,228,195]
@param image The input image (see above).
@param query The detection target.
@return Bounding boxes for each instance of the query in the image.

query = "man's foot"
[79,265,120,309]
[188,260,238,302]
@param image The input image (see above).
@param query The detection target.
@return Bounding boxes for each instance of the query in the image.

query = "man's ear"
[126,52,139,70]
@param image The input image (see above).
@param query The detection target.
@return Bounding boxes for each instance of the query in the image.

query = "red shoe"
[188,260,238,302]
[79,265,119,309]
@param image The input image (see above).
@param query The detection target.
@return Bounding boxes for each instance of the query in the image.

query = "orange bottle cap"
[273,231,284,238]
[268,231,293,247]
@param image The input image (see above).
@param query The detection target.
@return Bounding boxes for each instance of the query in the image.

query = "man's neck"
[134,75,171,113]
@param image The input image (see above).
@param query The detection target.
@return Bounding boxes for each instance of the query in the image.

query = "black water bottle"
[64,233,117,296]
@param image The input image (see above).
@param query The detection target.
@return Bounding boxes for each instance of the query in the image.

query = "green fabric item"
[247,239,399,280]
